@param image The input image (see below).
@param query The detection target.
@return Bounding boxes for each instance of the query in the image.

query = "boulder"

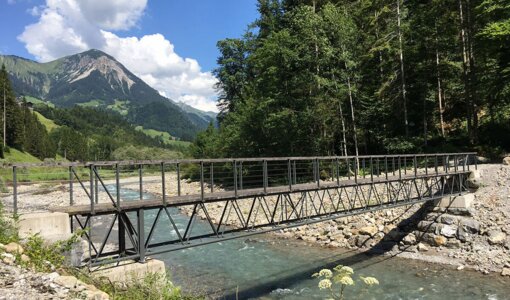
[355,235,371,247]
[440,225,458,238]
[417,243,429,252]
[1,253,15,264]
[460,219,480,234]
[488,231,506,245]
[502,268,510,277]
[383,224,396,234]
[55,275,79,289]
[476,156,490,164]
[4,242,24,254]
[440,215,458,225]
[503,157,510,165]
[359,226,378,237]
[402,233,417,245]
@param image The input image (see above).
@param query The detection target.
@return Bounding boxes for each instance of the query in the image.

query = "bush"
[0,202,18,244]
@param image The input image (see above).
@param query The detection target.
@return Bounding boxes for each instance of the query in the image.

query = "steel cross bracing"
[7,153,476,266]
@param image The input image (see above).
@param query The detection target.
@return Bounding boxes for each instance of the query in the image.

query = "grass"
[34,111,60,132]
[107,99,130,116]
[77,99,104,107]
[1,148,41,164]
[135,126,191,148]
[25,96,55,108]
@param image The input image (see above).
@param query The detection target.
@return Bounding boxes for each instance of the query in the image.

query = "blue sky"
[0,0,259,111]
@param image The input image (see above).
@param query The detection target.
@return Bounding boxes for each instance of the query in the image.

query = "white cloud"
[18,0,218,112]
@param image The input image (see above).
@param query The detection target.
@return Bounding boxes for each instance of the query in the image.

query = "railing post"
[293,160,297,184]
[89,164,95,214]
[94,166,98,204]
[425,156,428,175]
[336,158,340,186]
[288,159,292,191]
[139,164,143,201]
[354,158,358,184]
[239,162,243,190]
[177,162,181,196]
[161,162,166,205]
[210,163,214,192]
[12,166,17,216]
[384,156,388,180]
[435,154,438,175]
[137,208,145,263]
[315,158,321,187]
[370,157,374,182]
[200,161,205,201]
[346,157,351,180]
[69,166,73,206]
[398,156,401,180]
[263,160,267,194]
[474,153,478,170]
[233,160,238,198]
[116,164,120,207]
[413,155,417,177]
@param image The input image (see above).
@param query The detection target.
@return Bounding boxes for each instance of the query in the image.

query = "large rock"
[417,243,429,252]
[440,225,458,238]
[4,242,24,254]
[439,215,458,225]
[435,194,474,209]
[459,219,480,234]
[359,226,378,237]
[55,275,79,289]
[433,235,447,246]
[503,156,510,165]
[488,231,506,245]
[466,170,482,189]
[502,268,510,277]
[402,233,417,245]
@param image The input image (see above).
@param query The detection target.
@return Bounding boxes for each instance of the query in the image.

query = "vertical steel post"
[161,162,166,205]
[233,160,238,198]
[200,161,205,201]
[425,156,428,175]
[94,166,98,204]
[354,158,358,184]
[385,156,388,180]
[474,154,478,170]
[139,164,143,201]
[177,163,181,196]
[347,157,350,180]
[263,160,267,194]
[288,159,292,191]
[239,162,243,190]
[115,164,120,207]
[435,155,438,175]
[69,166,73,206]
[315,158,321,187]
[362,158,366,179]
[370,157,373,182]
[293,161,297,184]
[336,158,340,186]
[89,164,95,214]
[210,163,214,192]
[398,157,401,180]
[118,164,126,256]
[137,208,146,263]
[12,166,17,216]
[414,155,417,177]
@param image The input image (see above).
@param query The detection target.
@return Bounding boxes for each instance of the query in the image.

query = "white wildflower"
[338,275,354,286]
[318,279,332,290]
[319,269,333,278]
[360,276,379,286]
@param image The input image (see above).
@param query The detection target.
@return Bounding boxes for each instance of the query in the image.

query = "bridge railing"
[0,152,477,215]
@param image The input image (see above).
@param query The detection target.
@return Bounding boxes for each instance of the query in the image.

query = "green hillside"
[34,111,60,132]
[0,148,41,164]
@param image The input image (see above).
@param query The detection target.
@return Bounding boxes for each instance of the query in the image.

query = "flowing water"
[101,187,510,299]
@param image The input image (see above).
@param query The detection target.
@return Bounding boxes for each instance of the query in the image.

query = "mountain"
[0,49,217,140]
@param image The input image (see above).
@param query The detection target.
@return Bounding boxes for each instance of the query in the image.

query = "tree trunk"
[435,40,446,138]
[458,0,474,143]
[396,0,409,137]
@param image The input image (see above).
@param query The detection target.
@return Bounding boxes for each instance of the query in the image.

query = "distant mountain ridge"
[0,49,216,140]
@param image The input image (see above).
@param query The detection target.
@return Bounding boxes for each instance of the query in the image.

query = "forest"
[192,0,510,159]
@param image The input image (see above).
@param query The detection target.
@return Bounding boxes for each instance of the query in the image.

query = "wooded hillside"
[194,0,510,158]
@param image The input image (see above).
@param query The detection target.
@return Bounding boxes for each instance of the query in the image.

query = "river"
[99,187,510,299]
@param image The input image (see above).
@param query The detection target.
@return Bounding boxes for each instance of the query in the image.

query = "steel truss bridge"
[8,153,477,266]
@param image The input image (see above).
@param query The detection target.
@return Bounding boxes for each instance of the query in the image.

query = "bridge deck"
[50,171,465,216]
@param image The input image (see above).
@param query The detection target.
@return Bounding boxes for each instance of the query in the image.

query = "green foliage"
[194,0,510,158]
[312,265,379,300]
[19,230,84,272]
[111,145,183,161]
[0,202,18,244]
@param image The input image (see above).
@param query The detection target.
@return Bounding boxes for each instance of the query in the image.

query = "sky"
[0,0,259,112]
